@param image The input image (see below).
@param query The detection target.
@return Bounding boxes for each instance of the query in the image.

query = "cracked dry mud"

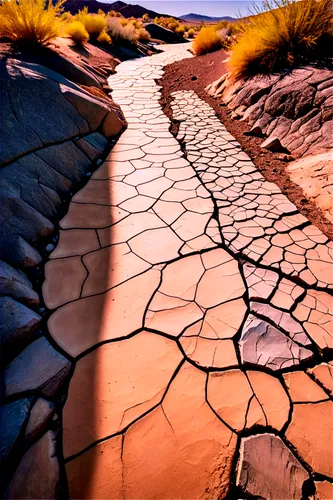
[42,45,333,498]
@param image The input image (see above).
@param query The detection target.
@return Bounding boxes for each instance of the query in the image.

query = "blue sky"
[121,1,264,18]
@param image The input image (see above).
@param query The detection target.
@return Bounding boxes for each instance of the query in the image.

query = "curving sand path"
[43,45,333,499]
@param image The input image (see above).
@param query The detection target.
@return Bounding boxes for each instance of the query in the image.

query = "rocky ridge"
[0,55,126,495]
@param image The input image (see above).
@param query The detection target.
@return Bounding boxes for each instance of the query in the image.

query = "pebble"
[45,244,55,253]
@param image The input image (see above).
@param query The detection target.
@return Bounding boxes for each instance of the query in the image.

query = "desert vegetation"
[191,19,238,55]
[0,0,152,49]
[65,20,89,43]
[74,9,107,41]
[230,0,332,78]
[0,0,65,47]
[193,26,225,55]
[191,0,332,71]
[154,16,199,39]
[67,8,149,46]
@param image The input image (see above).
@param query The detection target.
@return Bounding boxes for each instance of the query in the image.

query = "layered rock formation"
[0,56,126,496]
[206,67,333,159]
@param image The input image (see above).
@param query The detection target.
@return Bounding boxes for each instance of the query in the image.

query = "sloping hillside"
[181,13,236,22]
[64,0,173,17]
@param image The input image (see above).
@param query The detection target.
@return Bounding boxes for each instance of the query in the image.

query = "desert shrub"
[216,28,235,49]
[80,14,106,40]
[119,18,128,26]
[108,10,121,17]
[138,27,150,42]
[193,26,223,55]
[168,20,179,31]
[230,0,332,79]
[215,20,240,37]
[135,20,144,29]
[215,20,229,30]
[74,6,88,22]
[106,17,138,44]
[155,16,180,32]
[66,21,89,43]
[0,0,64,47]
[175,25,186,35]
[97,30,112,44]
[142,13,149,22]
[227,20,244,36]
[187,28,195,38]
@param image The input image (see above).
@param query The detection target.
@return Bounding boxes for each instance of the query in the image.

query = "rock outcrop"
[0,56,126,495]
[206,67,333,159]
[0,57,125,270]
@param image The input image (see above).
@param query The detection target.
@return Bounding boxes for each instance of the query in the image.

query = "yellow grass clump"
[187,28,195,38]
[97,30,112,44]
[106,17,138,44]
[192,26,223,55]
[154,16,181,33]
[74,9,106,41]
[0,0,64,47]
[66,21,89,44]
[230,0,332,78]
[138,27,150,42]
[175,25,186,35]
[81,14,106,40]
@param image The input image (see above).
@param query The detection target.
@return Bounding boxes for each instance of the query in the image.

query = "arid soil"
[159,48,333,239]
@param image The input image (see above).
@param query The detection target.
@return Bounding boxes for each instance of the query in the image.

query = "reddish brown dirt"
[159,48,333,240]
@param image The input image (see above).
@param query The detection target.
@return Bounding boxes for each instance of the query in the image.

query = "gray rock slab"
[60,84,109,132]
[25,398,56,443]
[239,315,313,371]
[17,153,72,196]
[0,185,54,249]
[0,260,39,307]
[75,132,109,161]
[4,337,72,398]
[36,141,91,184]
[236,434,310,500]
[0,297,42,366]
[20,50,102,89]
[0,86,42,166]
[3,60,88,146]
[0,398,33,465]
[1,237,42,269]
[4,430,61,500]
[1,163,61,221]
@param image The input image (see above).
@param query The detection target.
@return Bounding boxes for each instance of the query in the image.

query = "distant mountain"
[117,3,173,18]
[63,0,175,17]
[181,13,236,22]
